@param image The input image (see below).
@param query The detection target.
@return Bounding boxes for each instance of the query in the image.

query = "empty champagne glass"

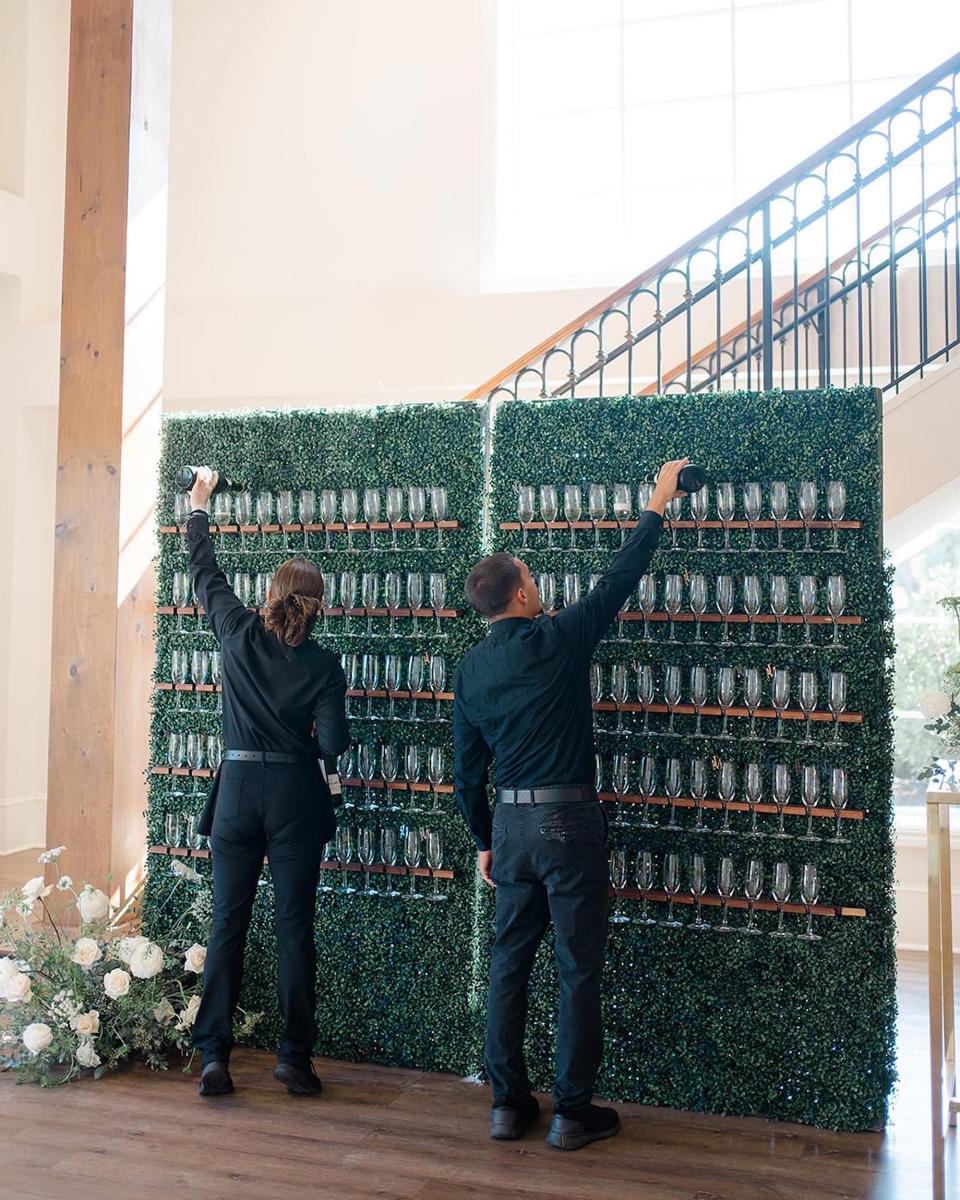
[380,827,402,896]
[799,575,818,648]
[828,671,847,745]
[357,743,377,810]
[358,828,378,896]
[666,494,683,552]
[338,745,356,810]
[609,849,630,924]
[426,830,446,901]
[342,652,359,718]
[232,571,252,608]
[234,490,253,552]
[213,490,233,551]
[690,666,707,737]
[336,825,356,895]
[636,663,655,736]
[716,857,736,933]
[826,575,846,650]
[715,665,735,740]
[799,481,818,552]
[171,649,191,709]
[342,488,360,551]
[256,490,274,549]
[407,655,425,722]
[689,574,708,643]
[538,572,556,617]
[381,743,400,814]
[340,570,358,636]
[403,827,425,901]
[743,859,764,935]
[716,576,735,646]
[430,485,448,549]
[407,572,424,637]
[384,571,402,638]
[612,483,632,547]
[564,484,582,549]
[772,763,791,839]
[798,863,822,941]
[637,481,655,515]
[429,572,447,636]
[743,576,761,643]
[690,757,709,832]
[635,850,657,926]
[800,764,821,841]
[660,853,684,928]
[637,754,657,830]
[361,572,380,636]
[299,489,316,550]
[429,655,447,720]
[404,744,422,814]
[827,480,846,552]
[770,481,789,551]
[691,485,710,552]
[517,485,535,550]
[191,646,209,695]
[799,670,818,745]
[664,574,683,644]
[717,483,735,552]
[276,490,295,551]
[319,488,337,551]
[164,811,181,848]
[588,484,607,549]
[563,572,580,610]
[540,484,559,551]
[255,571,274,611]
[612,751,631,830]
[386,486,404,551]
[770,575,789,645]
[664,757,683,831]
[828,766,849,843]
[638,574,657,642]
[690,855,710,929]
[172,570,191,633]
[611,664,629,733]
[174,492,191,553]
[362,653,380,718]
[717,760,737,836]
[363,488,381,550]
[185,731,205,774]
[590,662,604,712]
[772,668,791,742]
[745,761,764,838]
[771,861,793,937]
[383,653,401,721]
[318,841,336,893]
[427,746,445,816]
[743,482,762,552]
[743,667,762,740]
[664,665,682,737]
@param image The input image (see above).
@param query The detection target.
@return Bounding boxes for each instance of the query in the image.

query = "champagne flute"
[637,481,655,516]
[717,666,735,740]
[381,743,400,813]
[800,764,821,841]
[664,757,683,832]
[319,488,337,552]
[770,480,788,551]
[407,654,425,722]
[362,653,380,718]
[770,575,789,645]
[165,811,182,848]
[689,574,708,643]
[743,576,761,643]
[430,572,447,636]
[404,744,422,814]
[772,763,791,839]
[798,863,822,941]
[537,572,556,617]
[363,487,381,551]
[191,645,209,691]
[743,667,762,741]
[827,766,849,843]
[660,852,683,928]
[380,827,402,897]
[540,484,559,551]
[637,754,657,830]
[716,483,735,552]
[429,654,447,721]
[590,662,604,718]
[563,484,582,549]
[234,490,253,553]
[772,668,790,742]
[828,671,847,746]
[357,827,378,896]
[427,746,445,816]
[690,757,709,832]
[361,572,380,636]
[407,572,423,638]
[666,495,683,552]
[663,665,681,738]
[384,653,401,720]
[299,489,315,550]
[213,489,233,551]
[232,571,252,609]
[518,485,535,550]
[743,482,762,552]
[742,859,764,935]
[563,572,580,610]
[799,575,818,648]
[611,663,629,733]
[430,485,448,550]
[634,850,657,926]
[799,670,818,746]
[635,663,655,737]
[716,575,735,646]
[799,481,818,552]
[255,571,273,611]
[826,575,846,650]
[716,857,736,933]
[340,570,358,636]
[664,574,683,644]
[338,745,356,810]
[638,574,657,642]
[691,485,710,551]
[611,751,631,830]
[609,849,630,924]
[690,665,707,737]
[403,826,425,901]
[717,760,736,837]
[689,854,710,929]
[319,840,336,894]
[342,652,359,718]
[588,484,606,550]
[276,490,295,551]
[256,491,274,550]
[744,761,764,838]
[426,830,446,901]
[612,483,632,548]
[342,488,360,551]
[385,571,402,637]
[386,486,404,552]
[336,825,356,895]
[827,480,846,552]
[174,492,191,554]
[358,742,377,811]
[770,861,793,937]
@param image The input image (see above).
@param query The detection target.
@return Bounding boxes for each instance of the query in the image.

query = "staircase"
[466,52,960,406]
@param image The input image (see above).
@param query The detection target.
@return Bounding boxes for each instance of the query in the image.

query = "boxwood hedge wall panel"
[489,388,895,1130]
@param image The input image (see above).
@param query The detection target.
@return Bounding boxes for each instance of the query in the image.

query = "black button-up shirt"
[453,511,663,850]
[186,510,349,759]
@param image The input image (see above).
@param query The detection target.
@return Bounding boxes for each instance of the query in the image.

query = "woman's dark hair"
[263,558,325,647]
[465,553,522,618]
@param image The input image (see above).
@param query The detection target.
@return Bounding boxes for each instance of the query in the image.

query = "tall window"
[493,0,960,289]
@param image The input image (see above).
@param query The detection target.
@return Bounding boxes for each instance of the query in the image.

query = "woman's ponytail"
[262,559,325,647]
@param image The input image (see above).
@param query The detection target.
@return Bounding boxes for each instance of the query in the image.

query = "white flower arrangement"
[0,847,261,1086]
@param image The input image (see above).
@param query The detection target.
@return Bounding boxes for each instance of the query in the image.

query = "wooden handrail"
[464,51,960,401]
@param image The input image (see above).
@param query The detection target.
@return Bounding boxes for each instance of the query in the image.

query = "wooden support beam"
[46,0,171,902]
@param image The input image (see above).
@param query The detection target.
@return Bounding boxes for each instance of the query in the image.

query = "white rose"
[176,993,201,1030]
[114,935,149,965]
[38,845,65,865]
[183,944,206,974]
[70,1009,100,1038]
[21,876,52,903]
[21,1023,53,1055]
[75,1039,101,1069]
[103,968,131,999]
[128,942,164,980]
[920,690,952,719]
[56,875,74,892]
[0,957,19,984]
[71,937,103,970]
[3,971,32,1005]
[152,998,176,1026]
[78,887,110,924]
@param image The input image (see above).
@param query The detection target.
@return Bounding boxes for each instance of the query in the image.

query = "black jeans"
[485,799,609,1113]
[192,760,335,1067]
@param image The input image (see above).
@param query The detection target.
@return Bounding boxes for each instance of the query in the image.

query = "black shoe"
[198,1060,234,1097]
[273,1061,323,1095]
[490,1094,540,1140]
[546,1104,620,1151]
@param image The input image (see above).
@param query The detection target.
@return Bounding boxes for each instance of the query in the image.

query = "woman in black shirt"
[185,468,349,1098]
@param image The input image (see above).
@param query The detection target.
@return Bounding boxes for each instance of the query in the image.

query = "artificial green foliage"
[143,389,895,1133]
[490,388,895,1130]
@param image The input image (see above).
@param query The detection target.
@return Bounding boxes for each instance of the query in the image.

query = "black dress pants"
[485,799,609,1113]
[192,759,335,1067]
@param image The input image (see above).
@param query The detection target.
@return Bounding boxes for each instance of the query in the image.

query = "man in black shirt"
[454,457,687,1150]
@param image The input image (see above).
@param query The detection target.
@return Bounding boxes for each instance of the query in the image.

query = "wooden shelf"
[593,700,862,724]
[156,605,463,618]
[500,519,862,531]
[617,611,862,626]
[160,520,462,534]
[156,682,221,693]
[341,777,454,794]
[148,844,454,878]
[598,791,863,820]
[346,689,454,701]
[610,887,866,918]
[152,766,215,778]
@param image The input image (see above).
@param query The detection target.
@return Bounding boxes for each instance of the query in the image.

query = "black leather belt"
[496,786,596,806]
[224,750,315,764]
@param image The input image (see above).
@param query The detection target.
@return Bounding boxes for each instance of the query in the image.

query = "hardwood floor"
[0,850,954,1199]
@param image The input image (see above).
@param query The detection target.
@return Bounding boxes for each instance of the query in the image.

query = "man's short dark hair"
[465,553,522,618]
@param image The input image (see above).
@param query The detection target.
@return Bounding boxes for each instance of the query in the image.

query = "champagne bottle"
[677,464,710,494]
[177,466,244,495]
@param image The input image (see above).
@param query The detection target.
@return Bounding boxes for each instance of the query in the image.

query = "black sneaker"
[273,1061,323,1095]
[198,1060,235,1097]
[546,1104,620,1150]
[490,1094,541,1140]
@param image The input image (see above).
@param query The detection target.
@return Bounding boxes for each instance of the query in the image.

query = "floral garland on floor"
[0,847,258,1085]
[918,596,960,781]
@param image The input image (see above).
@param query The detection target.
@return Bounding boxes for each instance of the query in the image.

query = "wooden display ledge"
[500,519,862,531]
[618,612,863,626]
[341,777,454,794]
[593,700,862,724]
[148,844,454,879]
[160,520,462,534]
[152,766,215,778]
[610,887,866,918]
[153,684,455,701]
[157,605,462,619]
[157,682,221,693]
[597,791,864,821]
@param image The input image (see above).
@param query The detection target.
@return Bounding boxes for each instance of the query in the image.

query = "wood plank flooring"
[0,850,954,1199]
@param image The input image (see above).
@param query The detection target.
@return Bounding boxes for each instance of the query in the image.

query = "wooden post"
[46,0,170,903]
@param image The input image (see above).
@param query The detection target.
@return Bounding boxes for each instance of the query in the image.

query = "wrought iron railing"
[466,52,960,403]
